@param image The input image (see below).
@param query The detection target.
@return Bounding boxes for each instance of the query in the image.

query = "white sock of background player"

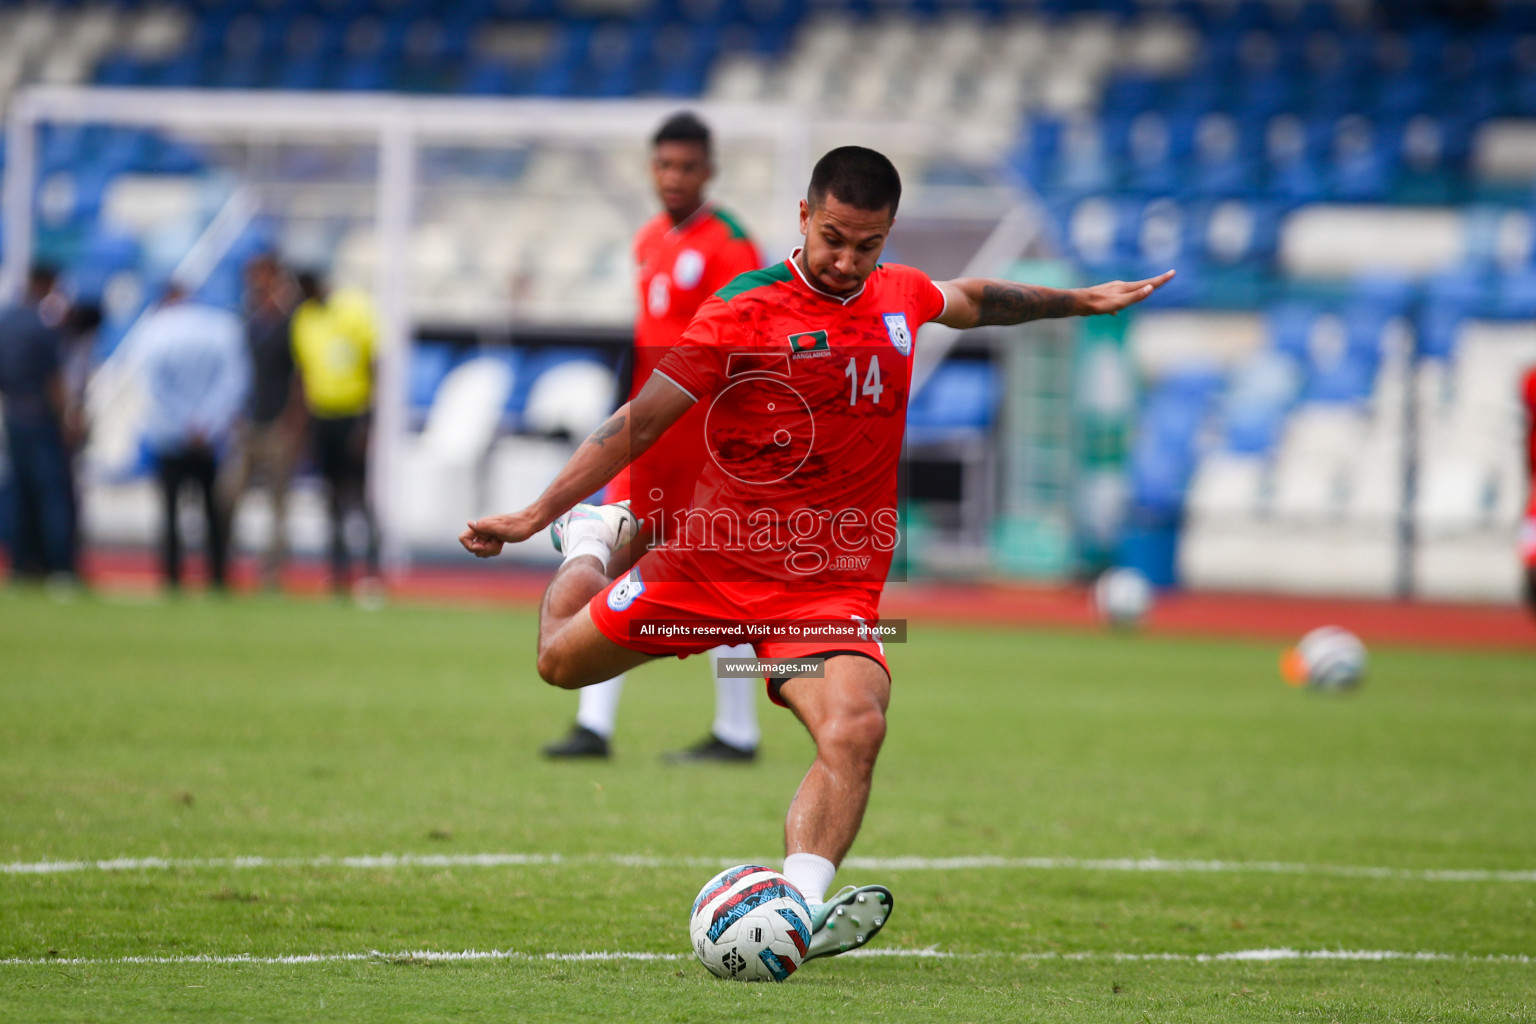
[575,676,623,739]
[706,644,761,751]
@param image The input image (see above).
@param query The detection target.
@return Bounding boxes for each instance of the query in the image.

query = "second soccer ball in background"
[1094,566,1155,628]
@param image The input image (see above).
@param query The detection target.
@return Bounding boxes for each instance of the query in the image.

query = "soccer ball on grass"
[1281,626,1367,690]
[689,864,813,981]
[1093,566,1154,628]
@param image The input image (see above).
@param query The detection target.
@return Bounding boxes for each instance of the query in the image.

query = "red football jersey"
[651,252,948,586]
[1523,366,1536,515]
[608,204,760,520]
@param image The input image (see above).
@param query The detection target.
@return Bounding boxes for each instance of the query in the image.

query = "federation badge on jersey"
[882,313,912,357]
[674,249,705,290]
[606,568,646,612]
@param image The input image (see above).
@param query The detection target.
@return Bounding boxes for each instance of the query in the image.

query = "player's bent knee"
[818,704,887,767]
[535,633,585,689]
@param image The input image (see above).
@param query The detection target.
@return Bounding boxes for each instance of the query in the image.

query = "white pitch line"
[4,851,1535,884]
[0,948,1531,968]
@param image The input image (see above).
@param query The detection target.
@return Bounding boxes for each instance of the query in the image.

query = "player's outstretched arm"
[458,373,695,558]
[934,269,1175,330]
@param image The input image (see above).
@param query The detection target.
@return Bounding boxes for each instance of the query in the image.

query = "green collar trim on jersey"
[710,208,751,241]
[715,262,793,302]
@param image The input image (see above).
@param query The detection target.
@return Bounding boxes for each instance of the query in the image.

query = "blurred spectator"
[219,255,302,590]
[120,282,249,592]
[60,300,103,567]
[290,270,380,599]
[0,265,79,583]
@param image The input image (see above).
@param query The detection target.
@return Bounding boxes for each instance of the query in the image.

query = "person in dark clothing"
[219,255,303,589]
[0,266,78,582]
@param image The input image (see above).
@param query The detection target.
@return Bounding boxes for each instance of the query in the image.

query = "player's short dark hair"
[807,146,902,217]
[652,111,711,156]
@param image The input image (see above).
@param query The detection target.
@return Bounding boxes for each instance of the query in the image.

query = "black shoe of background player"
[542,725,610,760]
[663,733,757,764]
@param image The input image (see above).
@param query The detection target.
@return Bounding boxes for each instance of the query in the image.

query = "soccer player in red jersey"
[463,147,1172,961]
[542,112,767,763]
[1521,366,1536,615]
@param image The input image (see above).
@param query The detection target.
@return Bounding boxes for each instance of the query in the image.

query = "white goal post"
[2,86,813,573]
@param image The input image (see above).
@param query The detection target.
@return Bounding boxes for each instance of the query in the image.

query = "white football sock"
[574,675,624,738]
[707,644,760,751]
[782,852,837,906]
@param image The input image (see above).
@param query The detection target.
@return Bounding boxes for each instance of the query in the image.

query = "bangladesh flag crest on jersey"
[787,330,830,358]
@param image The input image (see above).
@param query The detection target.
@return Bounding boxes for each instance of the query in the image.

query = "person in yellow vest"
[290,271,381,600]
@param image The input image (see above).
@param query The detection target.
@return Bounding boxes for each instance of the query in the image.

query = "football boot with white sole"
[805,884,893,960]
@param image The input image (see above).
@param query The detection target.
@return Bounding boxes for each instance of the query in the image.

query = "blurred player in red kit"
[1521,366,1536,615]
[465,146,1172,961]
[541,112,766,762]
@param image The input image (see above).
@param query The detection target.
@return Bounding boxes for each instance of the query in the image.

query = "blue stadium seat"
[410,341,462,418]
[530,24,592,97]
[1051,119,1114,197]
[277,55,326,90]
[94,55,152,87]
[1165,67,1221,117]
[1303,354,1375,404]
[1422,269,1490,319]
[1329,118,1396,202]
[1371,72,1433,120]
[1490,268,1536,319]
[1222,349,1300,454]
[1193,198,1281,266]
[507,347,606,423]
[460,59,518,96]
[155,52,209,88]
[1102,74,1161,118]
[1341,305,1395,364]
[1128,430,1196,519]
[579,23,644,98]
[1194,143,1262,200]
[1235,71,1293,121]
[68,230,142,301]
[1265,302,1321,362]
[1348,273,1415,314]
[1267,150,1326,203]
[644,25,718,96]
[906,360,998,440]
[1007,117,1061,187]
[194,264,244,310]
[336,57,388,91]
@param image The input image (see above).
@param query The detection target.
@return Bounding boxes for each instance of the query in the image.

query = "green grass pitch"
[1,586,1533,1022]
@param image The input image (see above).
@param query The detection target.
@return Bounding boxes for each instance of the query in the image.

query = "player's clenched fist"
[460,512,539,558]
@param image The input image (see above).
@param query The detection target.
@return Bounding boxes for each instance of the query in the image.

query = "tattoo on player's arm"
[975,284,1078,326]
[588,414,625,447]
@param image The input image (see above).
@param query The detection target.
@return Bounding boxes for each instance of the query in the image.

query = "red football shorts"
[1520,512,1536,568]
[587,549,890,706]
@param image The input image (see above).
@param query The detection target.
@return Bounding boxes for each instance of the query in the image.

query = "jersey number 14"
[845,356,884,405]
